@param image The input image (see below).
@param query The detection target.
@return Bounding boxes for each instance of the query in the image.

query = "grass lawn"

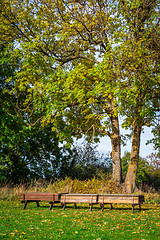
[0,199,159,240]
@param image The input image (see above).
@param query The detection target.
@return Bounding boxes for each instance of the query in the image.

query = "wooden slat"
[98,194,144,204]
[98,194,144,197]
[20,193,59,202]
[60,194,98,204]
[24,197,53,201]
[99,197,139,204]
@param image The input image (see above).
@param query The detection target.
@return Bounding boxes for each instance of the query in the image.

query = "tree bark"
[125,120,142,193]
[110,115,122,184]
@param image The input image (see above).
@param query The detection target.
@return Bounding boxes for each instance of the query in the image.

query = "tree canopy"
[0,0,159,191]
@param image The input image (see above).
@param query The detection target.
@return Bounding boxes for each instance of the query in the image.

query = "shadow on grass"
[19,203,149,212]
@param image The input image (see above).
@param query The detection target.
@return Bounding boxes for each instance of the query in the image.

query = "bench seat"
[60,194,98,211]
[98,194,145,213]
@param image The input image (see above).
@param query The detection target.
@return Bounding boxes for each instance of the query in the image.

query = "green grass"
[0,199,159,240]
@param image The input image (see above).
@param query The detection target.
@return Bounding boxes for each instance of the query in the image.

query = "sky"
[97,126,156,158]
[76,125,157,159]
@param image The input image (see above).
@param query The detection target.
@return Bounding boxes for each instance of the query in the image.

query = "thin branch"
[26,115,44,127]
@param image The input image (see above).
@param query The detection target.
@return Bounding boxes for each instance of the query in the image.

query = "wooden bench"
[98,194,145,213]
[20,192,61,210]
[20,193,145,213]
[60,194,144,212]
[60,194,99,211]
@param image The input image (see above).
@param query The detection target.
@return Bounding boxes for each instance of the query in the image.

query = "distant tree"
[146,153,160,190]
[59,143,112,180]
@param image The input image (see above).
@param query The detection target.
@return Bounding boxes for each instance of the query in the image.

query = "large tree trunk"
[110,115,122,184]
[125,120,142,193]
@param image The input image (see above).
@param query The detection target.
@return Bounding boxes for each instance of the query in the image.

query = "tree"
[1,0,159,191]
[0,17,70,184]
[0,34,25,182]
[147,105,160,153]
[121,152,150,185]
[146,153,160,190]
[61,143,112,180]
[0,0,123,183]
[122,152,160,191]
[116,0,160,192]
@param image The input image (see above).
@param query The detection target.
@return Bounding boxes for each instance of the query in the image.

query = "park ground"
[0,182,159,240]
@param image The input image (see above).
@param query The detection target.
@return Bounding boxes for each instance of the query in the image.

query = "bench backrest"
[60,194,98,204]
[21,193,59,202]
[98,194,144,204]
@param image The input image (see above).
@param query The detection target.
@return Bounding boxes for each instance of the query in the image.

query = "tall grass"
[0,176,159,203]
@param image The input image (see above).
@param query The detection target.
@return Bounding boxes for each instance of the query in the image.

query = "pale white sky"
[76,125,156,158]
[97,126,156,158]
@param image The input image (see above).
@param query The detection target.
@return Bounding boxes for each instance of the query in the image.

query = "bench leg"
[110,204,113,210]
[74,203,77,209]
[132,204,134,213]
[139,204,141,211]
[101,204,104,212]
[49,202,53,210]
[36,202,40,207]
[90,204,93,211]
[23,201,28,210]
[63,203,66,210]
[100,203,104,212]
